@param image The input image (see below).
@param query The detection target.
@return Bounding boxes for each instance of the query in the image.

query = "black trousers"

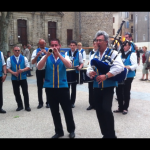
[36,69,48,105]
[12,79,30,108]
[94,87,116,138]
[116,78,133,111]
[88,82,94,107]
[0,77,3,109]
[46,88,75,135]
[68,73,79,105]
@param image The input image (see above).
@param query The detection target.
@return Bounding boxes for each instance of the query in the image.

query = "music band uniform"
[0,51,7,113]
[115,45,137,113]
[37,52,75,137]
[65,50,83,107]
[31,47,49,107]
[87,47,124,138]
[7,54,31,111]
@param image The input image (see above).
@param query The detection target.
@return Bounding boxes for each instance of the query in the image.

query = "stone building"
[0,12,113,53]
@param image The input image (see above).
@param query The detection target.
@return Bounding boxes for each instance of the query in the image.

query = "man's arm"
[31,50,42,64]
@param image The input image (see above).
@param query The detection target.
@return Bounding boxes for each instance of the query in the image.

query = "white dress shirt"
[37,53,72,70]
[89,49,97,60]
[78,48,86,61]
[86,48,124,77]
[31,48,47,70]
[0,52,6,66]
[65,50,83,67]
[7,54,30,69]
[121,48,137,71]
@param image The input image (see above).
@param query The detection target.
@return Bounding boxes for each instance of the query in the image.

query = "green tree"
[0,12,11,55]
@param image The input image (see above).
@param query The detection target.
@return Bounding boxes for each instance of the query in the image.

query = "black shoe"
[46,104,50,108]
[25,107,31,111]
[71,104,75,108]
[37,104,43,109]
[69,132,75,138]
[122,110,128,115]
[86,106,94,110]
[51,133,64,138]
[16,107,23,111]
[27,75,33,77]
[0,108,6,113]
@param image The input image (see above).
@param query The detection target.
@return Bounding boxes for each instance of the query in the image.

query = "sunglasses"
[14,50,20,52]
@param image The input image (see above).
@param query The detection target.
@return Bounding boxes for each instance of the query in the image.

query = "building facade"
[0,12,113,53]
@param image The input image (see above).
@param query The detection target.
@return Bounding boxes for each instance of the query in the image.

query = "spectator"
[140,46,149,81]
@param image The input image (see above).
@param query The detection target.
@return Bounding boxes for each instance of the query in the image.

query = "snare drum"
[80,68,93,83]
[66,69,77,83]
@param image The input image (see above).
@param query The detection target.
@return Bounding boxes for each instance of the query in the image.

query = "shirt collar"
[14,54,20,58]
[125,47,131,55]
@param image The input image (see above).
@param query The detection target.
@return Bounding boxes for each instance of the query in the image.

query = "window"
[113,29,115,35]
[67,29,73,45]
[124,21,129,28]
[131,14,133,20]
[125,12,129,18]
[131,26,133,33]
[113,17,115,23]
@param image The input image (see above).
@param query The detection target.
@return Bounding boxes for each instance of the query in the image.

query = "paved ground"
[1,54,150,138]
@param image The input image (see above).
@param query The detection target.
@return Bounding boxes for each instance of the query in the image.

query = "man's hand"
[13,72,19,77]
[17,69,24,74]
[89,71,97,79]
[76,66,82,71]
[96,75,106,84]
[2,75,7,82]
[53,47,60,57]
[125,65,131,70]
[41,49,47,54]
[37,51,42,57]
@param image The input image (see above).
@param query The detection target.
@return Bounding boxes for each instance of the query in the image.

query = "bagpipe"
[91,20,129,83]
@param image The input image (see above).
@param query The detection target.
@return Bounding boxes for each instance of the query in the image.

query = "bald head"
[38,39,46,49]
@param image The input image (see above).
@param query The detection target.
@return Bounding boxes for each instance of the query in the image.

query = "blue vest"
[131,43,135,52]
[10,55,27,80]
[122,52,135,78]
[93,49,118,88]
[77,49,85,58]
[67,50,80,73]
[43,54,68,88]
[0,52,3,77]
[36,47,49,63]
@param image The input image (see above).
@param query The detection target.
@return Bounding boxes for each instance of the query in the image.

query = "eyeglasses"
[96,39,105,42]
[14,50,20,52]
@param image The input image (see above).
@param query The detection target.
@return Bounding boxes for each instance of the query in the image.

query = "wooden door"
[17,19,27,46]
[67,29,73,45]
[48,21,56,45]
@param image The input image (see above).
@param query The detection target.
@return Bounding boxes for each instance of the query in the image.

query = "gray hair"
[95,30,109,42]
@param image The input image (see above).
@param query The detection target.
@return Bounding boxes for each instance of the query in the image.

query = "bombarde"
[48,48,53,54]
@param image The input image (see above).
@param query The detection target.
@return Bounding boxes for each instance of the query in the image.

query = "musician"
[113,41,137,115]
[77,42,86,63]
[65,41,83,108]
[7,46,31,111]
[125,32,135,52]
[0,51,7,113]
[86,30,124,138]
[37,39,75,138]
[86,39,97,110]
[31,39,50,109]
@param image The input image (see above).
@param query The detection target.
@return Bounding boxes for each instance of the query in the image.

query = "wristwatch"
[4,73,7,76]
[105,74,108,79]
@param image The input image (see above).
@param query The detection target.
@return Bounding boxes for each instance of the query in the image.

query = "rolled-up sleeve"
[6,57,11,69]
[108,52,124,76]
[31,50,37,62]
[82,50,86,61]
[79,53,83,64]
[129,53,137,71]
[86,55,94,77]
[1,52,6,66]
